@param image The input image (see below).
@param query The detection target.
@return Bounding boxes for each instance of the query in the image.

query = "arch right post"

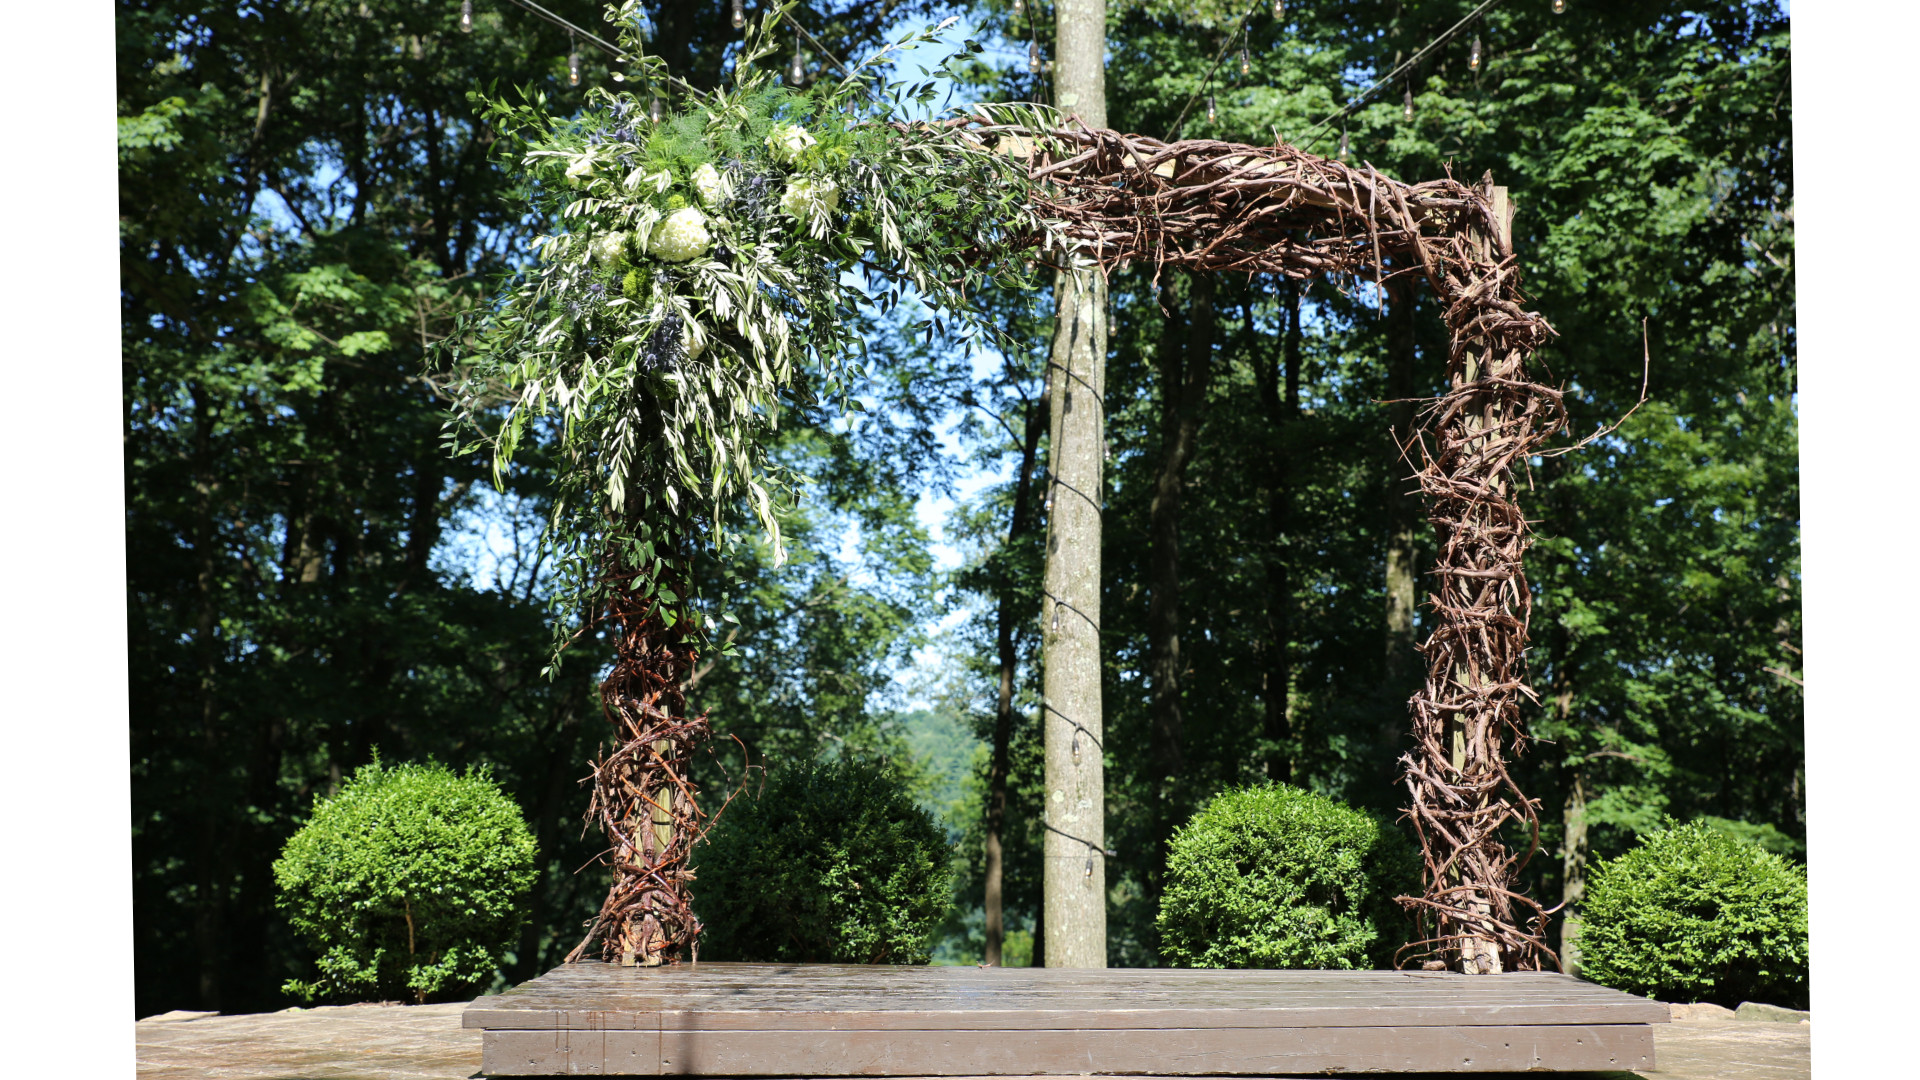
[1399,179,1561,973]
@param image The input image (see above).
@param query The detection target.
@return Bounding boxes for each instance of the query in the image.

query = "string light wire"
[489,2,854,86]
[498,0,627,59]
[1163,0,1263,142]
[1299,0,1507,153]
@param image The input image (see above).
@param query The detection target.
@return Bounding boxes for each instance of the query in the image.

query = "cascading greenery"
[443,4,1056,659]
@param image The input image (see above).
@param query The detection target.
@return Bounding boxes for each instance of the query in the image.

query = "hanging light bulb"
[1071,729,1081,762]
[1029,40,1041,75]
[1240,47,1250,77]
[789,44,805,85]
[1207,93,1217,123]
[568,34,581,86]
[1338,127,1350,161]
[1403,86,1414,122]
[1052,603,1061,632]
[650,95,664,123]
[1013,0,1024,14]
[731,0,745,30]
[460,0,472,33]
[1273,0,1286,17]
[1552,0,1566,11]
[1084,856,1094,878]
[1469,33,1483,71]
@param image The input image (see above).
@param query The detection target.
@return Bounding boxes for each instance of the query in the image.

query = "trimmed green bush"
[1576,819,1808,1008]
[1156,783,1420,969]
[695,758,953,964]
[273,760,536,1004]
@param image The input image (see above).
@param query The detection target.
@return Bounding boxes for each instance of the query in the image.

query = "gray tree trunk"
[1382,279,1421,773]
[1260,280,1303,782]
[1559,767,1589,975]
[984,397,1047,967]
[1146,272,1214,907]
[1040,0,1108,970]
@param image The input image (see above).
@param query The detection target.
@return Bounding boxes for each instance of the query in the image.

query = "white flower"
[691,163,729,207]
[780,175,841,221]
[682,318,707,361]
[565,153,597,186]
[766,123,817,165]
[649,207,711,263]
[591,231,627,268]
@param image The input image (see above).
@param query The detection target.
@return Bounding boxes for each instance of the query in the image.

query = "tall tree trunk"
[1382,278,1421,771]
[1039,0,1108,970]
[1146,273,1214,898]
[985,396,1048,967]
[189,381,225,1010]
[512,689,587,982]
[1546,610,1587,975]
[1259,280,1303,782]
[1559,767,1589,975]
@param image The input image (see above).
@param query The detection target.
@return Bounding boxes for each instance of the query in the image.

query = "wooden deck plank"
[481,1024,1656,1076]
[465,963,1669,1032]
[467,962,1664,1075]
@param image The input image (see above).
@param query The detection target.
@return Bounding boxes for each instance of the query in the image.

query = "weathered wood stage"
[464,962,1667,1077]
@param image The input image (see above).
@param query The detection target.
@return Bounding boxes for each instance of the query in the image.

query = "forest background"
[119,0,1797,1016]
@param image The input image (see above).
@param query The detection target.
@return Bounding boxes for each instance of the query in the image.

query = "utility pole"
[1039,0,1108,969]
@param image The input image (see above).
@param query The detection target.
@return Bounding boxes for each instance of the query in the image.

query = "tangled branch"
[564,561,714,967]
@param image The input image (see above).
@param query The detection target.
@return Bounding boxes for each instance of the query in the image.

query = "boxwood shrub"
[273,760,536,1004]
[1156,783,1420,968]
[1576,819,1808,1008]
[695,758,952,964]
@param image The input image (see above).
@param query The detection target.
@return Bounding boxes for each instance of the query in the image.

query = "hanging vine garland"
[447,3,1573,973]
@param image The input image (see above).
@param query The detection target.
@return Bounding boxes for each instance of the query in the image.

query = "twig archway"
[461,22,1567,972]
[988,121,1566,973]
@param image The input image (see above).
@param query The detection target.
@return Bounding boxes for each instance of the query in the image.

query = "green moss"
[1576,819,1807,1008]
[1155,783,1419,969]
[273,760,536,1003]
[695,758,953,964]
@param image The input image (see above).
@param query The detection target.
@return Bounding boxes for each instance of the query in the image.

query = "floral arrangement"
[446,4,1054,654]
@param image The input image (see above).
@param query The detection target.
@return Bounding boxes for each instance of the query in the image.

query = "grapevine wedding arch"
[445,6,1567,976]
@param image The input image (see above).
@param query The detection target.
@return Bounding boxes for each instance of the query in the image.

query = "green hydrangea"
[765,121,816,164]
[1156,783,1420,969]
[649,206,711,263]
[273,760,536,1004]
[592,230,628,268]
[691,162,728,206]
[1576,819,1807,1008]
[780,175,841,221]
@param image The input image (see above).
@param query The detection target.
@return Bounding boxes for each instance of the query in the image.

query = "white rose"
[691,162,729,207]
[779,175,841,221]
[765,123,817,164]
[591,231,628,267]
[565,153,597,186]
[649,207,711,263]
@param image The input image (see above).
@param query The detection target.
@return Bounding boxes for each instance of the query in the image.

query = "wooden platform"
[464,962,1668,1076]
